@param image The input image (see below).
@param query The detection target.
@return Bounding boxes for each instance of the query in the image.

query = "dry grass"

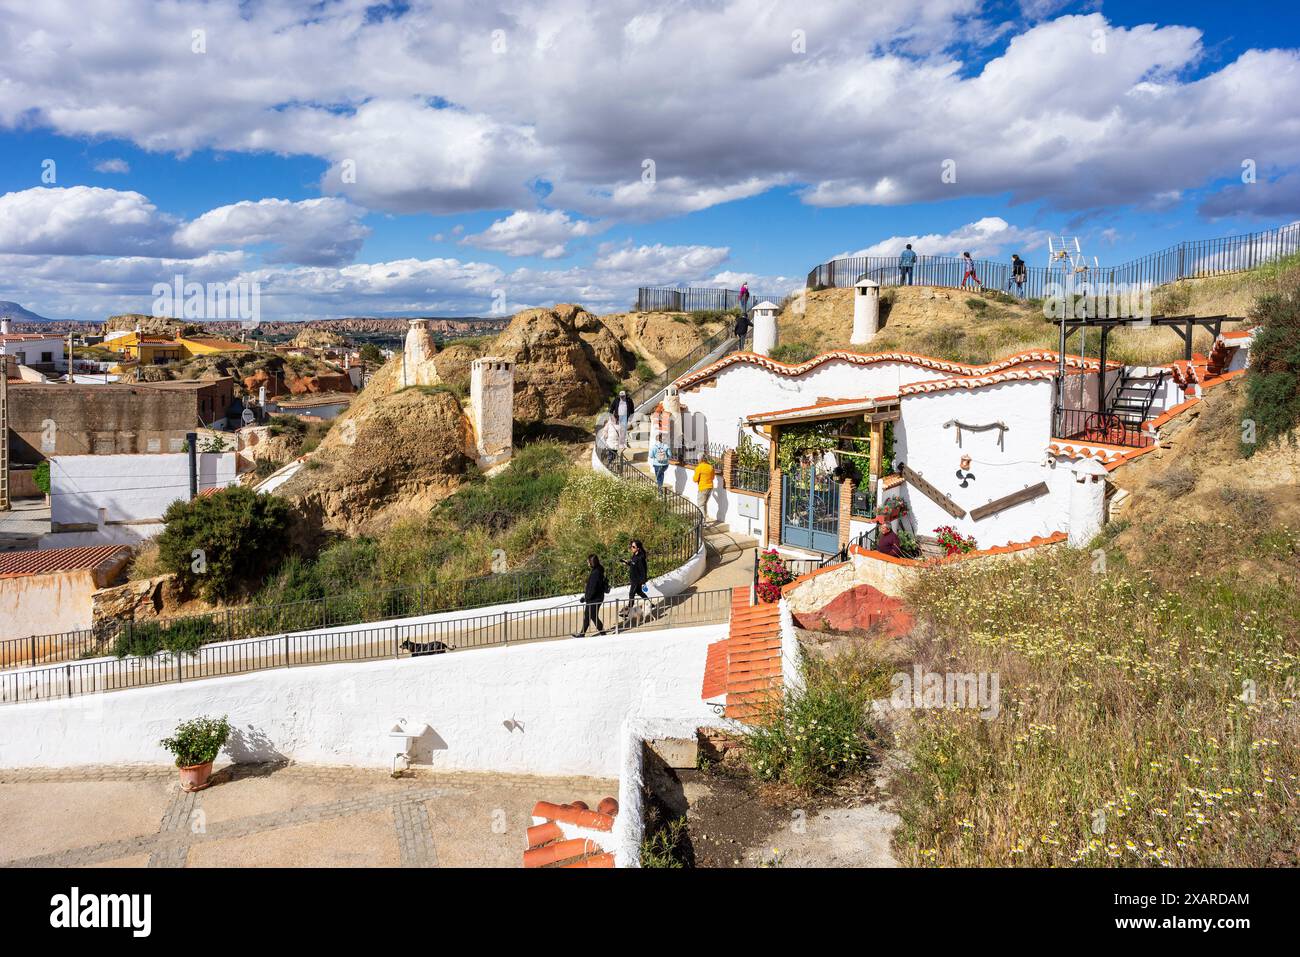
[891,518,1300,867]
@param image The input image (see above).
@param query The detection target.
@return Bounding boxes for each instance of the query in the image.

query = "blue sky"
[0,0,1297,320]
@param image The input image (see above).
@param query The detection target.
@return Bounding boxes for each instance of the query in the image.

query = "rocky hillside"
[778,285,1247,366]
[275,357,472,535]
[433,303,726,419]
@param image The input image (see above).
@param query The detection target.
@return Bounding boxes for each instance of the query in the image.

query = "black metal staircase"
[1107,370,1165,427]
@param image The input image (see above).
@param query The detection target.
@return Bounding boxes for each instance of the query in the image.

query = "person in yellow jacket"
[692,455,715,514]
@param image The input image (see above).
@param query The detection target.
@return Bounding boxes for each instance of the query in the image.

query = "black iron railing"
[806,222,1300,299]
[635,287,787,314]
[627,327,738,411]
[731,466,770,494]
[1056,407,1153,449]
[0,588,735,705]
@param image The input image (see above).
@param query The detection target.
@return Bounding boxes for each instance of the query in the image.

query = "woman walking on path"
[619,539,650,622]
[960,251,982,290]
[649,433,672,489]
[737,281,750,315]
[609,389,633,449]
[598,415,621,467]
[572,554,609,637]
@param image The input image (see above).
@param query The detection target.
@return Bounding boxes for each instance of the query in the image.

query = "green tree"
[1242,286,1300,455]
[156,486,295,601]
[360,342,384,364]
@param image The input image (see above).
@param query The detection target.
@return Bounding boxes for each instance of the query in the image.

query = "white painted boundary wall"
[0,624,724,776]
[51,452,238,526]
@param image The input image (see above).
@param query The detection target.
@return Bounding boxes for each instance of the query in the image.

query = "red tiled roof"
[524,798,618,868]
[0,544,131,580]
[677,348,1102,392]
[698,587,784,723]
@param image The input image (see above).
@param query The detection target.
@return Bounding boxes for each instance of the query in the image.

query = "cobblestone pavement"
[0,763,617,868]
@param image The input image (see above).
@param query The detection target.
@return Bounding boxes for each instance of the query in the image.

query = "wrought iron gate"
[781,465,840,554]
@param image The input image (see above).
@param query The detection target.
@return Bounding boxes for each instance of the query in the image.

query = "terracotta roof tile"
[0,544,131,580]
[677,348,1101,393]
[698,586,785,721]
[524,798,620,868]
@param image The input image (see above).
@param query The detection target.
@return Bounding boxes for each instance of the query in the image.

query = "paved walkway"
[0,763,616,868]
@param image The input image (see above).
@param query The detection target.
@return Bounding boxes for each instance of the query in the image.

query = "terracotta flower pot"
[178,761,214,792]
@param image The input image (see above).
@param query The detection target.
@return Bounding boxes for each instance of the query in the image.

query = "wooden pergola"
[746,395,901,484]
[1055,313,1242,428]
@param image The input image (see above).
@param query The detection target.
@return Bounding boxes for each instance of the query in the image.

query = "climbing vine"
[775,419,877,474]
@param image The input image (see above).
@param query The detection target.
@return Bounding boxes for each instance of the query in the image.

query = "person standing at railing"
[1008,254,1027,297]
[649,432,672,489]
[692,454,715,519]
[737,281,750,316]
[899,244,917,285]
[960,251,982,290]
[572,554,609,637]
[874,515,903,558]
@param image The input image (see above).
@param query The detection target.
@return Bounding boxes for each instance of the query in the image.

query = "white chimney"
[1068,458,1109,547]
[751,301,779,357]
[0,317,9,335]
[852,278,880,344]
[471,357,514,469]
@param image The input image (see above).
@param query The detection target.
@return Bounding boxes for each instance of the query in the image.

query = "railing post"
[502,611,510,646]
[30,635,36,668]
[65,664,72,698]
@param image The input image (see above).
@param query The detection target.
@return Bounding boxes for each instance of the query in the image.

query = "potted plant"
[160,715,231,791]
[934,525,978,557]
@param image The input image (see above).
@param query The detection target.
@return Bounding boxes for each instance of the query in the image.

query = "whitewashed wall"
[0,624,723,777]
[50,452,238,527]
[681,358,959,449]
[894,379,1065,547]
[657,461,766,540]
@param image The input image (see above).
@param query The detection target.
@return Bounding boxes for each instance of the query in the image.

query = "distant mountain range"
[0,301,55,326]
[0,302,509,339]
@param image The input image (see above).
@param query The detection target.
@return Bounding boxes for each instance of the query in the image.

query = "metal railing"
[1056,407,1153,449]
[0,588,735,706]
[635,287,787,313]
[607,448,706,560]
[731,466,770,494]
[0,629,99,670]
[628,326,738,411]
[806,222,1300,298]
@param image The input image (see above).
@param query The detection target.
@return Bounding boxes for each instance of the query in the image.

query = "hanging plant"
[876,496,909,522]
[776,421,839,473]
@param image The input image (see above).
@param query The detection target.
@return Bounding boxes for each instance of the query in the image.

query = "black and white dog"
[400,639,453,657]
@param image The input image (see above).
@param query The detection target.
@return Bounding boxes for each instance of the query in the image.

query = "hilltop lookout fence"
[635,286,788,314]
[805,222,1300,299]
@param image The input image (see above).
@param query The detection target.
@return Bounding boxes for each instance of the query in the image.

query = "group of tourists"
[571,540,650,637]
[897,246,1028,297]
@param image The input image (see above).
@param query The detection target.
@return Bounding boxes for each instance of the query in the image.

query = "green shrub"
[33,461,50,494]
[769,342,817,364]
[743,655,878,793]
[159,715,230,767]
[435,440,569,532]
[155,485,295,601]
[113,615,223,658]
[1241,287,1300,455]
[640,817,689,868]
[267,414,306,438]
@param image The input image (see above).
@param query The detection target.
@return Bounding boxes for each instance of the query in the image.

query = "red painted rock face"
[793,584,914,637]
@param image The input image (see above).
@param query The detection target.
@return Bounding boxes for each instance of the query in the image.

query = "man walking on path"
[692,454,715,518]
[649,433,672,489]
[572,554,609,637]
[898,243,917,285]
[734,308,751,349]
[960,251,981,290]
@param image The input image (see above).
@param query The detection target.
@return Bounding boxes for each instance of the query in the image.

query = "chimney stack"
[852,278,881,344]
